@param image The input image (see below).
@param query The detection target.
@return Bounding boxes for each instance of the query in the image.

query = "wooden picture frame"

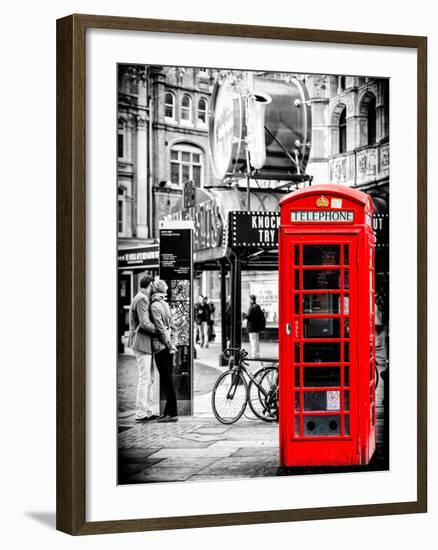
[56,13,427,535]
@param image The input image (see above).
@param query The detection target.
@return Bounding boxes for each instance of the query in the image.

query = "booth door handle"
[285,323,292,335]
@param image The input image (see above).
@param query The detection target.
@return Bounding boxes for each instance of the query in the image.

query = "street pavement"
[118,337,281,484]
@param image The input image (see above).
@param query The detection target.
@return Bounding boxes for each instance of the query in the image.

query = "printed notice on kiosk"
[291,210,354,223]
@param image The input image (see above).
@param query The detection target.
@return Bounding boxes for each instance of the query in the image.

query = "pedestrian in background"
[244,294,266,359]
[150,279,179,423]
[207,297,216,342]
[128,274,159,422]
[194,295,210,348]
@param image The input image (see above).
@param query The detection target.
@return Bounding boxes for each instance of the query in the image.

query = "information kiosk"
[279,185,376,466]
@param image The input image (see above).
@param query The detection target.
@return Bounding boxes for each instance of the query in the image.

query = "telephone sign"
[291,210,354,223]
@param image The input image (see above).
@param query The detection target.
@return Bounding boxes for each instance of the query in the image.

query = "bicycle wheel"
[248,366,279,422]
[211,370,248,424]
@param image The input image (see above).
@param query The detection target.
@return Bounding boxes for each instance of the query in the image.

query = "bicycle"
[211,347,278,425]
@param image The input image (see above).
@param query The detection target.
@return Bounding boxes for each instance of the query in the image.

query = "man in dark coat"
[194,295,210,348]
[244,294,265,359]
[128,274,159,422]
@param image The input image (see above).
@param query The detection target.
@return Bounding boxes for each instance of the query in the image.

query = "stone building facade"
[117,65,218,245]
[117,66,150,246]
[305,74,389,193]
[148,66,219,237]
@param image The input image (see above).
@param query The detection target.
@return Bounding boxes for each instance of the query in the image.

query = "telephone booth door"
[280,234,361,466]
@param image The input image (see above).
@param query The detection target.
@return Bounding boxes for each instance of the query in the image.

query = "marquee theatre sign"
[165,186,223,262]
[229,211,280,249]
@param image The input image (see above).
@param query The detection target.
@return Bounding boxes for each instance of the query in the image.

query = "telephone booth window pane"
[343,318,350,337]
[303,270,340,289]
[303,342,341,362]
[294,417,300,436]
[304,415,340,436]
[303,293,340,314]
[303,245,340,265]
[304,367,340,387]
[303,391,341,411]
[294,245,300,266]
[303,318,340,338]
[294,367,300,387]
[294,294,300,314]
[294,392,300,411]
[303,391,326,411]
[344,343,350,362]
[344,296,350,314]
[344,366,350,386]
[294,271,300,289]
[294,343,300,362]
[344,390,350,411]
[344,415,350,435]
[344,270,350,289]
[344,245,350,265]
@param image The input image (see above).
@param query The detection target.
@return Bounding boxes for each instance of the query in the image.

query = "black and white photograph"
[117,64,389,484]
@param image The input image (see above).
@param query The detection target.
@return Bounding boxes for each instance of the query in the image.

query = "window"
[339,76,346,91]
[197,98,208,125]
[170,144,203,187]
[339,107,347,154]
[118,187,126,235]
[164,92,175,121]
[383,85,389,138]
[118,132,124,159]
[367,95,377,145]
[181,94,192,124]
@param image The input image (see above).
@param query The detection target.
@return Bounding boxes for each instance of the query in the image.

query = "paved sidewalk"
[118,340,281,484]
[118,415,279,484]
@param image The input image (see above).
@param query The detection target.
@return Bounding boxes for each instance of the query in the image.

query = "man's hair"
[139,274,154,289]
[250,294,256,301]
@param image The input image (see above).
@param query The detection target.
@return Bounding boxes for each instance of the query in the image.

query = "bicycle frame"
[229,361,277,401]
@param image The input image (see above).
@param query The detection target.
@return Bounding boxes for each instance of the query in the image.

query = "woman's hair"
[152,279,168,294]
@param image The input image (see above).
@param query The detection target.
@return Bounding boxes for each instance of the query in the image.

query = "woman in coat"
[150,279,179,422]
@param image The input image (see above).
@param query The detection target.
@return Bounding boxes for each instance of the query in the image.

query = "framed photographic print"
[56,14,427,535]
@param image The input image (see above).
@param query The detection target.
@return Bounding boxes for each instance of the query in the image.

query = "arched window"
[181,94,192,124]
[367,95,377,145]
[164,92,175,121]
[170,144,203,187]
[197,98,208,125]
[339,107,347,154]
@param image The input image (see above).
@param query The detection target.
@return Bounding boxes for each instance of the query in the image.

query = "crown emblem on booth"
[316,195,329,208]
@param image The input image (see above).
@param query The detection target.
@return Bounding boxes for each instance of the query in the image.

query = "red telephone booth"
[279,185,376,467]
